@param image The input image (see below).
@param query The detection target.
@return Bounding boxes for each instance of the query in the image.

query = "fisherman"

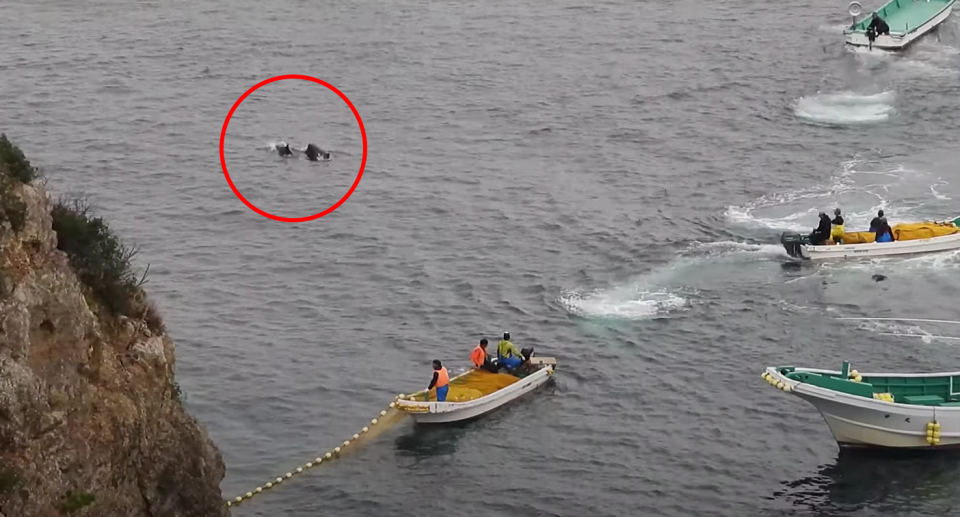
[876,219,895,243]
[831,208,845,244]
[809,211,833,245]
[425,360,449,401]
[867,12,891,40]
[869,210,886,233]
[471,338,498,373]
[497,332,524,372]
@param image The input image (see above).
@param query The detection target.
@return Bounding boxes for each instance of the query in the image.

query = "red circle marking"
[219,75,367,222]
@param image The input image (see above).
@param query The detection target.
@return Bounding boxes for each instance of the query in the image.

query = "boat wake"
[558,240,790,320]
[724,156,952,234]
[793,90,896,125]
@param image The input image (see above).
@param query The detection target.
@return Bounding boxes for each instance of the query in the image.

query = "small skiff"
[779,218,960,261]
[762,362,960,450]
[843,0,956,50]
[395,356,557,424]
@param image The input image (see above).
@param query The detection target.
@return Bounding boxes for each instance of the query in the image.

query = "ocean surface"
[3,0,960,515]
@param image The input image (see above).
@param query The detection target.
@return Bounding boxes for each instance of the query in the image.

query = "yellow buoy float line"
[761,372,792,393]
[224,397,406,508]
[927,420,941,446]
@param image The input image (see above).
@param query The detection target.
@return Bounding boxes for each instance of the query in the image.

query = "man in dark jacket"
[809,212,833,245]
[867,12,890,41]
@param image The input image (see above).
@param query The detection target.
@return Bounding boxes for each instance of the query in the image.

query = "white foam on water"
[682,240,789,259]
[558,286,689,320]
[794,90,895,125]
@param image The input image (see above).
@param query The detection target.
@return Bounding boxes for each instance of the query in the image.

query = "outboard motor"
[780,232,805,259]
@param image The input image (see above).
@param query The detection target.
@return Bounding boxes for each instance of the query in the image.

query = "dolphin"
[276,142,293,157]
[304,144,330,162]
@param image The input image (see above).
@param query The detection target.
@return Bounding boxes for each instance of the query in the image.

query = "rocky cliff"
[0,135,228,517]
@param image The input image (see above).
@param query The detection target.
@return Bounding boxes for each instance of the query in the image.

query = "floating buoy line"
[837,317,960,342]
[224,394,412,508]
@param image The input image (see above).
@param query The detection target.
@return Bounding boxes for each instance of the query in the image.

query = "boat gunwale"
[396,364,554,413]
[803,230,960,252]
[763,366,960,416]
[842,0,955,37]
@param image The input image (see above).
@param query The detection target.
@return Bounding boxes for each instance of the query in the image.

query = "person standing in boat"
[471,338,498,373]
[830,208,845,244]
[426,360,449,401]
[497,332,524,372]
[809,212,833,245]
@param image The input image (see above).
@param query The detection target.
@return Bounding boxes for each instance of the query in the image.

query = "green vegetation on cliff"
[0,134,163,334]
[0,133,39,233]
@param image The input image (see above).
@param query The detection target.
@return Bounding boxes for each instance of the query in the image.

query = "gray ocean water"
[3,0,960,515]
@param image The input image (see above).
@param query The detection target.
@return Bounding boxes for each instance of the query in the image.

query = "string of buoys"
[926,420,941,446]
[224,395,410,508]
[761,371,792,393]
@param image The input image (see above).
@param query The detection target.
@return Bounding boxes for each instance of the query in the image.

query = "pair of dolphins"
[276,142,330,161]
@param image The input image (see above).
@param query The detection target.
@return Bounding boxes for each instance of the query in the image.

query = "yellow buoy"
[296,467,303,473]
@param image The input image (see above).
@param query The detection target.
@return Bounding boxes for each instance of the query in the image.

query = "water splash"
[794,90,895,125]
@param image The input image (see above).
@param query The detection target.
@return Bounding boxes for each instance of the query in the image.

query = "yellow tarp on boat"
[892,222,960,241]
[443,370,520,402]
[841,222,959,244]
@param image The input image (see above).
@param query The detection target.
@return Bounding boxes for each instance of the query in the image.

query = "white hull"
[843,2,954,50]
[396,365,555,424]
[795,232,960,261]
[764,366,960,449]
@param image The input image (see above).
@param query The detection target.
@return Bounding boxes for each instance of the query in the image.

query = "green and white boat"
[763,362,959,450]
[843,0,956,50]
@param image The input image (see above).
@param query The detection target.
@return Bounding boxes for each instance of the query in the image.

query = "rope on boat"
[223,395,410,508]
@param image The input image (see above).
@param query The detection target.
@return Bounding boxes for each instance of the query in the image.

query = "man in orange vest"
[470,338,498,373]
[426,360,449,401]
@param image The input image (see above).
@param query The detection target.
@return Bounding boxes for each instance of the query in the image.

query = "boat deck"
[855,0,953,33]
[886,0,951,32]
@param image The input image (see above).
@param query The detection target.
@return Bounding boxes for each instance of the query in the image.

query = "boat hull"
[781,232,960,261]
[397,364,555,424]
[764,366,960,450]
[843,0,955,50]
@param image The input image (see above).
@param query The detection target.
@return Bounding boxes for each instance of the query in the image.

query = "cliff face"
[0,139,228,517]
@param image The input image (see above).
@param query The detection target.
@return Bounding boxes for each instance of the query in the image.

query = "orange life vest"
[470,346,486,368]
[436,366,449,388]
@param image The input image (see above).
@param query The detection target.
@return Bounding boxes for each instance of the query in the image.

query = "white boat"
[842,0,956,51]
[763,361,960,450]
[395,355,557,424]
[779,218,960,261]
